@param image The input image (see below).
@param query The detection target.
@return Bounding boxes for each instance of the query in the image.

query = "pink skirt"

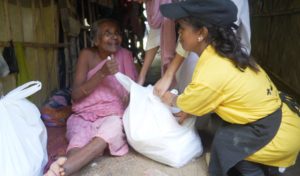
[66,114,128,156]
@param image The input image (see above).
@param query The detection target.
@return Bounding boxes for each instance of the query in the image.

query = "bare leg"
[63,137,107,175]
[64,149,80,176]
[45,137,107,176]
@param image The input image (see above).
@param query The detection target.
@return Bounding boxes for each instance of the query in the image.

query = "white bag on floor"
[115,73,203,168]
[0,81,48,176]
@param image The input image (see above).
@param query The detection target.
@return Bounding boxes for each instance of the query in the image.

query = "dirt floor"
[78,150,208,176]
[46,125,209,176]
[75,136,299,176]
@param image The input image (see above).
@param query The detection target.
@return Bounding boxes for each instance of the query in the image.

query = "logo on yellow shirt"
[267,85,273,95]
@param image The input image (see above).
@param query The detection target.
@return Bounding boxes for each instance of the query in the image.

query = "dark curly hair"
[183,17,259,72]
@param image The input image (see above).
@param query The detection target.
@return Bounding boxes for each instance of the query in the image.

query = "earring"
[198,36,203,42]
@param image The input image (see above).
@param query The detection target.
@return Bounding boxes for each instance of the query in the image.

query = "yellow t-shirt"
[177,45,300,167]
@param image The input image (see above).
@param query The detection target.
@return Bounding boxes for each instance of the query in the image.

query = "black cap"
[160,0,238,27]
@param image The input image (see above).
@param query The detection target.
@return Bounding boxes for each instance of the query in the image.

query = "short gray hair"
[90,18,120,44]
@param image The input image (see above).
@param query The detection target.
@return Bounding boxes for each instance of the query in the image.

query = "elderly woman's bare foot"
[44,157,67,176]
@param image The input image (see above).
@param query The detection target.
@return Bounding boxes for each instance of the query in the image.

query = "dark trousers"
[195,113,283,176]
[233,160,283,176]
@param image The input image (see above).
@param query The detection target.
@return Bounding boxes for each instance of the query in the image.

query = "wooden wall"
[250,0,300,100]
[0,0,60,106]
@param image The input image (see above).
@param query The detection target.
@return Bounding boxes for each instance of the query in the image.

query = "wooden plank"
[0,41,69,48]
[3,0,12,40]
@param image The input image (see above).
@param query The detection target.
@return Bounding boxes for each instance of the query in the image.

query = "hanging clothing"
[232,0,251,55]
[14,42,31,85]
[2,41,19,74]
[145,0,176,74]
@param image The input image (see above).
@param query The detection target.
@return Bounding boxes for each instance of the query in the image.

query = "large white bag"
[0,81,48,176]
[115,73,203,168]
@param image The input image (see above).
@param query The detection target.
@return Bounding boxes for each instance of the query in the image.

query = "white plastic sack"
[0,81,48,176]
[115,73,203,168]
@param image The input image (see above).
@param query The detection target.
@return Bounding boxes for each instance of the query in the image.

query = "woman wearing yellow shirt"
[159,0,300,176]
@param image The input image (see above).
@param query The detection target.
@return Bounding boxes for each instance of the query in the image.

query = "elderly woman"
[159,0,300,176]
[44,18,137,176]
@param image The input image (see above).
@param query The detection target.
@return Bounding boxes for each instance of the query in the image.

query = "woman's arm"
[161,91,189,124]
[153,53,184,96]
[71,50,118,102]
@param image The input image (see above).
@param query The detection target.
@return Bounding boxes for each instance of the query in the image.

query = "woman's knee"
[91,137,108,154]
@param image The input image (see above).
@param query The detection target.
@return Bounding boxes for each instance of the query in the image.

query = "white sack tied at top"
[115,72,202,168]
[0,81,48,176]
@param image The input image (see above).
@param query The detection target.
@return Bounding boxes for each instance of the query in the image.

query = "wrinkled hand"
[153,76,173,97]
[173,111,190,124]
[161,91,176,106]
[102,55,118,76]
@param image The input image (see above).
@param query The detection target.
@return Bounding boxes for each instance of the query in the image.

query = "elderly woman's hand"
[102,55,118,76]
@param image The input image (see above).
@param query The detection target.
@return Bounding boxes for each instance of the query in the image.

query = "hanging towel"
[14,42,31,85]
[2,41,19,73]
